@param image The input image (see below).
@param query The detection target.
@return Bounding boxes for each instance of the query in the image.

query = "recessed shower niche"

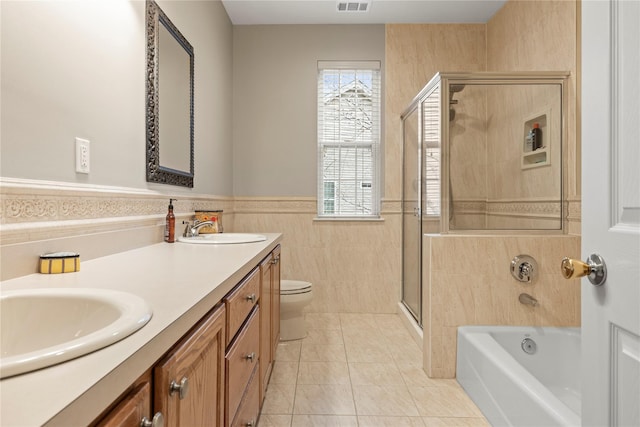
[400,72,569,324]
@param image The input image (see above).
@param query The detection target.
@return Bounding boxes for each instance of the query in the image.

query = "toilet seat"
[281,280,312,295]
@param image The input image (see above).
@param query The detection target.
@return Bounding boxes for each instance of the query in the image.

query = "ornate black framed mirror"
[146,0,194,187]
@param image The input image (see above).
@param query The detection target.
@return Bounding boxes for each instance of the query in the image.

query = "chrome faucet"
[183,220,215,237]
[518,293,538,307]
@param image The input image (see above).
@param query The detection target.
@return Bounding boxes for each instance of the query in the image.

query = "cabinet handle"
[270,256,280,265]
[245,420,255,427]
[245,352,256,362]
[169,376,189,400]
[245,293,256,303]
[140,412,164,427]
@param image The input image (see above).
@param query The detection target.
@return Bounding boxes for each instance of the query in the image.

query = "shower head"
[448,85,465,122]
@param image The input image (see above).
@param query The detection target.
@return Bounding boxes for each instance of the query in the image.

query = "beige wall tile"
[423,234,580,378]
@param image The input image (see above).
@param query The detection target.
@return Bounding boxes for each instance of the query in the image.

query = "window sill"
[313,216,385,222]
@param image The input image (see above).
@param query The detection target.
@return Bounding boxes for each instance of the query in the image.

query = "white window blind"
[422,86,441,216]
[317,61,381,217]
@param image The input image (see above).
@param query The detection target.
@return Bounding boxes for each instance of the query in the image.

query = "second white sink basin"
[0,288,152,379]
[178,233,267,244]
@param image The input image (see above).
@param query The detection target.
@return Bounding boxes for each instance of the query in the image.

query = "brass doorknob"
[560,254,607,286]
[560,258,590,279]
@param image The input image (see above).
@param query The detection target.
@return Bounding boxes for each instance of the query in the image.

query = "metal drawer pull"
[169,376,189,400]
[245,352,256,362]
[245,420,255,427]
[246,293,256,303]
[140,412,164,427]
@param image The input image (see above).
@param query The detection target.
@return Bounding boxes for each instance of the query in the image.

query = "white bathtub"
[456,326,581,427]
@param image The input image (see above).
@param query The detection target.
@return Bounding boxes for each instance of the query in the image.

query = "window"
[317,61,381,218]
[324,181,336,214]
[422,86,441,216]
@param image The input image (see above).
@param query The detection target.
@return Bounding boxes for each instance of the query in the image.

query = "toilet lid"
[281,280,312,295]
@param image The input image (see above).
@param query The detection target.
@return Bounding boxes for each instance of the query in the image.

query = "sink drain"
[521,337,537,355]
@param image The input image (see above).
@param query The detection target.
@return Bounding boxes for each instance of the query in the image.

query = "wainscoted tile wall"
[233,198,402,314]
[0,178,233,281]
[422,234,581,378]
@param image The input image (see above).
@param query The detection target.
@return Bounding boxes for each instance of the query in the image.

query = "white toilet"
[280,280,313,341]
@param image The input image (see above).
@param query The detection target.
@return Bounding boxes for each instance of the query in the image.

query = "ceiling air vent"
[337,1,370,12]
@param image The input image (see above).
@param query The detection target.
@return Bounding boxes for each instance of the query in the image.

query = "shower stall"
[401,72,569,325]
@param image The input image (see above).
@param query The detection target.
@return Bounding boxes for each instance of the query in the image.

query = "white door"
[582,0,640,426]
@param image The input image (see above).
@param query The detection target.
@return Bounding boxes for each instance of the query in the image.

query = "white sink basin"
[0,288,152,378]
[178,233,267,245]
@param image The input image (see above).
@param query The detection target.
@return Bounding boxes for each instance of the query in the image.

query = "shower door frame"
[437,72,570,234]
[400,77,442,327]
[401,102,423,325]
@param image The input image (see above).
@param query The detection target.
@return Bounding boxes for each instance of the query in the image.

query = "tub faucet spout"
[519,293,538,307]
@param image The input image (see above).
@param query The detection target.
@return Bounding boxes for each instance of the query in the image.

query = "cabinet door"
[259,253,273,402]
[154,304,226,427]
[95,381,151,427]
[271,246,281,358]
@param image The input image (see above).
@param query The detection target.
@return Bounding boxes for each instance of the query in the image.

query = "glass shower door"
[401,106,421,324]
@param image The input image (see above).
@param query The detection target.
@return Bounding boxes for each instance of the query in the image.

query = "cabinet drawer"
[224,267,260,344]
[226,307,260,423]
[230,366,260,427]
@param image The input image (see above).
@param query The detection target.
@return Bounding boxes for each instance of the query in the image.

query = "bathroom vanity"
[0,234,282,426]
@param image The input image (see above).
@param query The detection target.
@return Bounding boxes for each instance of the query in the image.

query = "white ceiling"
[221,0,507,25]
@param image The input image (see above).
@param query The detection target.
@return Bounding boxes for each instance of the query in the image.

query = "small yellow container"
[194,210,223,234]
[39,252,80,274]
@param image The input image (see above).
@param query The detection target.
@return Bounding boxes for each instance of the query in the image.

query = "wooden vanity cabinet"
[154,303,226,427]
[94,378,153,427]
[259,245,281,402]
[92,245,281,427]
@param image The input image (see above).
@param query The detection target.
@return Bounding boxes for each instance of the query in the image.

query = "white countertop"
[0,233,282,427]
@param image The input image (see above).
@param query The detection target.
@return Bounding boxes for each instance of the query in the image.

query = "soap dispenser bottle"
[165,198,176,243]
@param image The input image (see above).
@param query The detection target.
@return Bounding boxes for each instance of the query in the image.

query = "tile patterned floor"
[258,313,490,427]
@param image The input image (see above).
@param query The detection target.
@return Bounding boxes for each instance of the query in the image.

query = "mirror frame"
[146,0,194,188]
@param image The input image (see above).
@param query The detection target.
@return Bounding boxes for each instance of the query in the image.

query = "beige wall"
[0,0,234,196]
[487,0,581,233]
[385,24,487,202]
[232,24,385,197]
